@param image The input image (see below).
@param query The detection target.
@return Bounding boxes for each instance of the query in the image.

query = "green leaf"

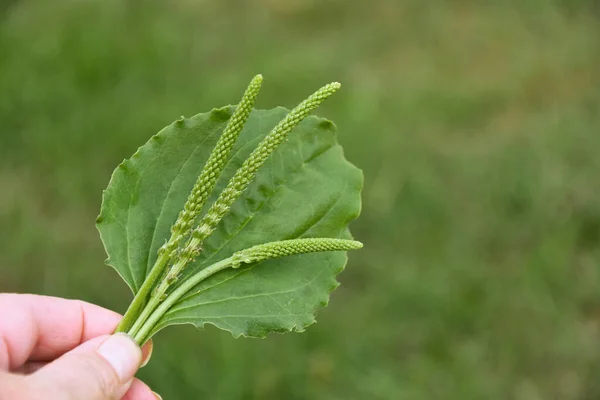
[97,106,362,338]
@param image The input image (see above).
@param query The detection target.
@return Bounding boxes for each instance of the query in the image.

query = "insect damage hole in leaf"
[96,74,363,348]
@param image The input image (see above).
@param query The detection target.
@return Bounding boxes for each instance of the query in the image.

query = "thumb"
[25,333,142,400]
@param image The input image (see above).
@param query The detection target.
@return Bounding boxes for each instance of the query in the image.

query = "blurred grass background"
[1,0,600,398]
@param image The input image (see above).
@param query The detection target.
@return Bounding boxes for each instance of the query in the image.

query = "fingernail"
[153,391,163,400]
[97,333,142,382]
[141,339,153,368]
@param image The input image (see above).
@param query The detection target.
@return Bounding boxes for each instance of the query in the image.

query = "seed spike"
[160,74,263,257]
[231,238,362,268]
[190,82,342,245]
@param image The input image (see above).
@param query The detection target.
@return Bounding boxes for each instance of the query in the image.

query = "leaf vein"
[126,144,165,292]
[167,313,311,321]
[169,274,318,313]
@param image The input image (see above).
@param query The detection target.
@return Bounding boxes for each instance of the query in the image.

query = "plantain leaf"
[97,106,362,338]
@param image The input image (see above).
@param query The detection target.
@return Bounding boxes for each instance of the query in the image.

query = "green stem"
[114,252,170,333]
[133,256,234,345]
[127,236,202,337]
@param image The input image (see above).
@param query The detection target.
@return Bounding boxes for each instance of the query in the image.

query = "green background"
[1,1,600,398]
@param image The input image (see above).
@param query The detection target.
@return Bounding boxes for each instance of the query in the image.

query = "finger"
[0,293,121,370]
[14,361,48,375]
[66,335,152,368]
[122,378,160,400]
[0,369,27,399]
[25,333,142,400]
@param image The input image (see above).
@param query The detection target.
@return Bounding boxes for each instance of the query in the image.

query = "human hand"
[0,294,160,400]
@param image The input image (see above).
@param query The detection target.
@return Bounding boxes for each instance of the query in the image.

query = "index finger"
[0,294,122,370]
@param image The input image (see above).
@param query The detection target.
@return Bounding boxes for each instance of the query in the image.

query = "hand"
[0,294,160,400]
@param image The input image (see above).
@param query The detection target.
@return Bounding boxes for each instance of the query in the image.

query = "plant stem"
[127,237,201,336]
[114,252,170,333]
[132,256,235,344]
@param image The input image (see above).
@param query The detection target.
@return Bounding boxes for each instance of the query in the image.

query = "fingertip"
[96,333,142,383]
[122,378,159,400]
[25,333,141,399]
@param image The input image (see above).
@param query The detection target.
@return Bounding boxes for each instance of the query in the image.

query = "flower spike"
[189,82,342,246]
[160,74,263,257]
[231,238,362,268]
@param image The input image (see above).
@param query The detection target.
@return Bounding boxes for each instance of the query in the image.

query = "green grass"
[1,0,600,398]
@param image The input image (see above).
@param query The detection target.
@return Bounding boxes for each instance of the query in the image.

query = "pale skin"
[0,294,160,400]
